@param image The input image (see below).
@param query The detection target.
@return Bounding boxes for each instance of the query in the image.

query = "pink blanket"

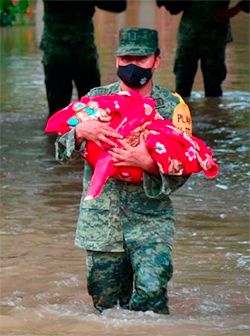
[45,90,219,199]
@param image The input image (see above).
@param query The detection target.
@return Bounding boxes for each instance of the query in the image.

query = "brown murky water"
[0,1,249,336]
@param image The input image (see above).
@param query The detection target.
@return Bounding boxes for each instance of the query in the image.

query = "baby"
[45,90,219,199]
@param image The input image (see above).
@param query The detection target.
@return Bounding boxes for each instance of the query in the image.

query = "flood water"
[0,2,249,336]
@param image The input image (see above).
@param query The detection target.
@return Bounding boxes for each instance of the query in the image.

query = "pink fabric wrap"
[45,90,219,199]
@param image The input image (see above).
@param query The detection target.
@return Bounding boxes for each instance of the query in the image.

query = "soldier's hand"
[75,120,122,148]
[109,133,160,175]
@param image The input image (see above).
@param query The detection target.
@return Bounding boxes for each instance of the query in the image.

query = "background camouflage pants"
[86,243,173,314]
[174,42,227,97]
[42,42,100,117]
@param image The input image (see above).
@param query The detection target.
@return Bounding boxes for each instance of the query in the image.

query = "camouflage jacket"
[56,81,189,252]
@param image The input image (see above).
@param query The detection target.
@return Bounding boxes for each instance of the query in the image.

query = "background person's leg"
[201,45,227,97]
[73,46,101,99]
[43,63,73,117]
[174,43,199,97]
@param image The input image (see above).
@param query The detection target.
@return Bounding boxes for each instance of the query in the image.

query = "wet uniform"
[56,81,189,313]
[40,0,126,116]
[157,0,232,97]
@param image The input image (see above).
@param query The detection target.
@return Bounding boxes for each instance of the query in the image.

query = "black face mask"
[117,64,153,88]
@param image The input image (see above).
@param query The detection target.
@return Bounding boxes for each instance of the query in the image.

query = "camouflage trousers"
[42,44,100,117]
[86,243,173,314]
[174,42,227,97]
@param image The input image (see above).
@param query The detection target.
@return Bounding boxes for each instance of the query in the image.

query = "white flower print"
[155,142,167,154]
[185,147,197,161]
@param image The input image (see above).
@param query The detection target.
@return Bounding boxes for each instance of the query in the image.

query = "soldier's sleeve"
[156,0,190,14]
[55,128,86,162]
[95,0,127,13]
[239,0,250,13]
[143,171,189,198]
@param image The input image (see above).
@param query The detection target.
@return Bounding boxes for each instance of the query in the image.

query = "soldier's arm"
[55,84,120,162]
[215,1,248,22]
[143,171,189,198]
[75,120,122,149]
[95,0,127,13]
[238,0,250,13]
[156,0,190,14]
[110,134,160,176]
[56,117,122,162]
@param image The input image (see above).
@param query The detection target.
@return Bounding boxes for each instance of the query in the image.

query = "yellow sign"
[172,93,192,136]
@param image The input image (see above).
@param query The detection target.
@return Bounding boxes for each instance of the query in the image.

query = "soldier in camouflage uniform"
[157,0,247,97]
[40,0,127,117]
[56,27,189,314]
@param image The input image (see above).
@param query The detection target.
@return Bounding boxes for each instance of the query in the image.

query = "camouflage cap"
[115,27,159,56]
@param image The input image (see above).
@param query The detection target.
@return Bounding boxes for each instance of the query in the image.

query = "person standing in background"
[156,0,249,97]
[40,0,127,117]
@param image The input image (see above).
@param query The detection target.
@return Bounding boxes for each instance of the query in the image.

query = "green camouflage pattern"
[177,0,232,45]
[86,250,133,311]
[173,0,232,96]
[40,1,126,115]
[56,80,188,313]
[40,1,97,65]
[87,243,173,313]
[40,0,127,65]
[115,27,159,56]
[56,81,188,253]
